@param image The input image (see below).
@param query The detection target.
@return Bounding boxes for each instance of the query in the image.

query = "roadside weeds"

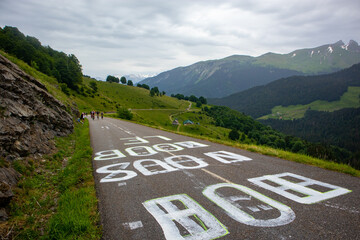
[1,120,101,240]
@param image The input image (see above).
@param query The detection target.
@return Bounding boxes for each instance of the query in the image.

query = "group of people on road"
[90,110,104,120]
[77,111,104,123]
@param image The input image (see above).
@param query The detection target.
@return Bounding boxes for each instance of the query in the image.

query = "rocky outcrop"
[0,53,74,217]
[0,54,73,158]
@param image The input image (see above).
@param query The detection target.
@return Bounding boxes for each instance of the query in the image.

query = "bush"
[60,83,70,95]
[228,129,240,141]
[292,141,305,153]
[117,107,133,120]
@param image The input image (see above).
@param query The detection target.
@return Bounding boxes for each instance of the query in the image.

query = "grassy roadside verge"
[108,113,360,177]
[1,120,101,239]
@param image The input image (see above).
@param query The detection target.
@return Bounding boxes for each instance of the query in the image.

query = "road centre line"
[108,122,134,135]
[201,168,234,184]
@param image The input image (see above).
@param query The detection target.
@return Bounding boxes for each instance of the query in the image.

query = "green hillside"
[78,77,189,112]
[0,50,189,114]
[259,86,360,120]
[210,63,360,119]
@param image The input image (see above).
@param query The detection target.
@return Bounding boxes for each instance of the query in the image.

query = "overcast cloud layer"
[0,0,359,79]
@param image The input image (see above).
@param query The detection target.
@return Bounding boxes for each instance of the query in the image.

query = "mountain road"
[88,117,360,240]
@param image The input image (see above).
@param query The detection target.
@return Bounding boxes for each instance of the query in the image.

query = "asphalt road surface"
[88,117,360,240]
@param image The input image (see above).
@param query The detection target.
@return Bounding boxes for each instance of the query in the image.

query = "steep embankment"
[0,53,73,218]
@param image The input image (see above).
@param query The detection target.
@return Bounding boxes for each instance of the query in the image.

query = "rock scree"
[0,53,74,219]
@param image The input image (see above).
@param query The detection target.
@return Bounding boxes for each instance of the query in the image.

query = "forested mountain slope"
[261,108,360,152]
[260,108,360,169]
[209,63,360,118]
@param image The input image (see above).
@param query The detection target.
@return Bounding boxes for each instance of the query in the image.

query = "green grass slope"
[78,77,189,112]
[1,50,189,115]
[259,86,360,120]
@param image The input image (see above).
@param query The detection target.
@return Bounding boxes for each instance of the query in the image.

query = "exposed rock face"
[0,54,73,158]
[0,53,74,214]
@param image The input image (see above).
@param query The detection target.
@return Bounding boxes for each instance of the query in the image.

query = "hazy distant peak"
[347,40,360,52]
[348,39,358,45]
[333,40,345,46]
[122,73,156,83]
[338,40,359,52]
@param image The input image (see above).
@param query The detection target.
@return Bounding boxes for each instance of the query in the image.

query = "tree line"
[106,75,133,86]
[0,26,82,90]
[106,76,168,98]
[204,106,357,169]
[171,93,207,107]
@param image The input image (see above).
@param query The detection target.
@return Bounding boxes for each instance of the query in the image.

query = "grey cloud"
[0,0,359,78]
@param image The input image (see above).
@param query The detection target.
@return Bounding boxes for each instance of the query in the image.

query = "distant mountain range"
[209,62,360,118]
[123,73,156,84]
[140,40,360,98]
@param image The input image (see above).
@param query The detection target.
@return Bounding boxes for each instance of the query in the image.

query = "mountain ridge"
[140,40,360,98]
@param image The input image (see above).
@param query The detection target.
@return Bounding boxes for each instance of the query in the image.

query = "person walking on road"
[91,110,95,120]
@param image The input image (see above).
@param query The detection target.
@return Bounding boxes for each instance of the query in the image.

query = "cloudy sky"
[0,0,359,79]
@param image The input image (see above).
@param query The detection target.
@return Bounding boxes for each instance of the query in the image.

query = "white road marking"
[94,150,126,161]
[201,169,234,184]
[143,194,229,239]
[164,155,208,170]
[227,195,252,201]
[248,172,352,204]
[203,151,252,164]
[123,221,143,230]
[323,203,359,214]
[203,183,296,227]
[121,137,149,145]
[143,135,172,141]
[134,159,177,176]
[153,143,184,152]
[182,170,207,190]
[96,162,137,183]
